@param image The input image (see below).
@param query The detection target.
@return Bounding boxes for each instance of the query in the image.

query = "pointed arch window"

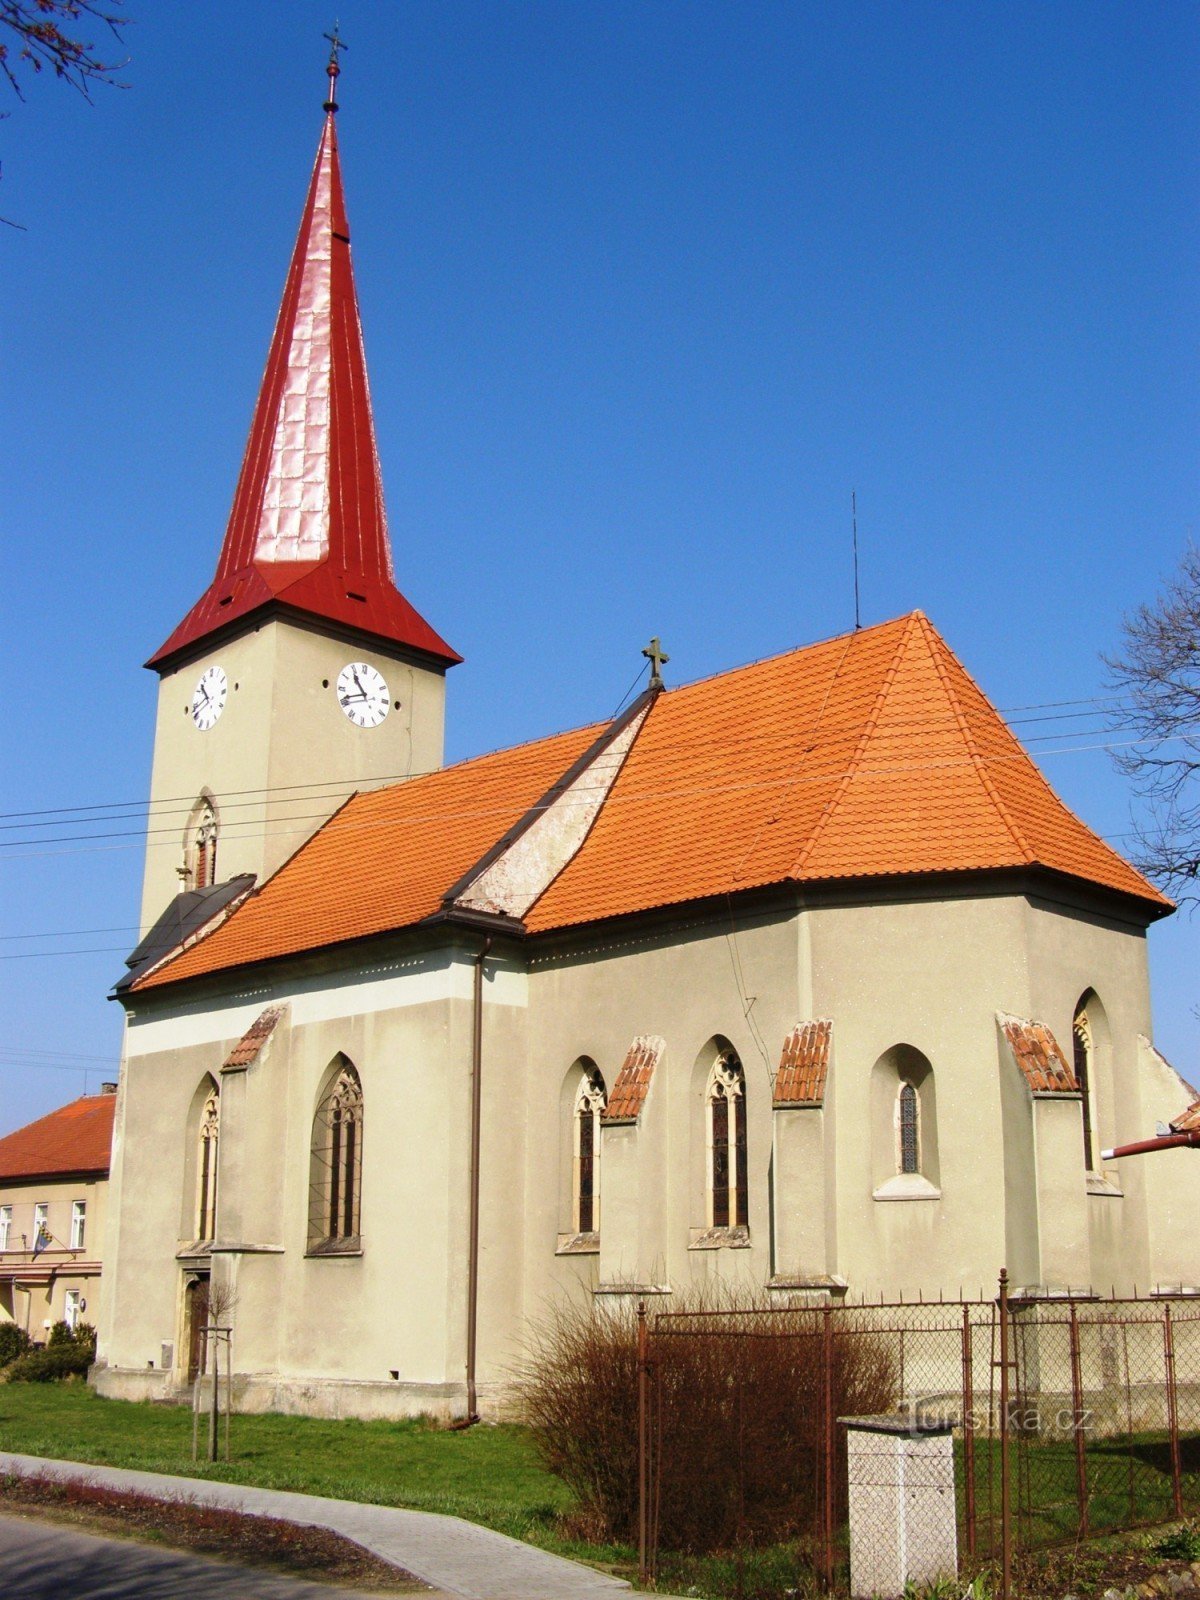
[184,798,219,890]
[708,1051,748,1230]
[574,1068,607,1236]
[898,1082,920,1175]
[1073,998,1096,1170]
[196,1086,220,1241]
[308,1061,363,1253]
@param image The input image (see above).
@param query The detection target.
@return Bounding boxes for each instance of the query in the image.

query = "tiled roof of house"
[603,1036,665,1124]
[134,612,1170,992]
[998,1015,1079,1095]
[1173,1099,1200,1134]
[773,1021,832,1106]
[0,1094,116,1181]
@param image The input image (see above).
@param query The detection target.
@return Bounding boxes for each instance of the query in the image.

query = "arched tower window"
[1073,996,1096,1170]
[574,1067,607,1236]
[308,1060,363,1252]
[196,1083,220,1241]
[708,1050,747,1230]
[182,796,220,891]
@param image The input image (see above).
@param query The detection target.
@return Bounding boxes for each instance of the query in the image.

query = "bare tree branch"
[1,0,128,102]
[1105,544,1200,903]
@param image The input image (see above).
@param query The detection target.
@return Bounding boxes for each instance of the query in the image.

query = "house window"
[308,1061,363,1252]
[33,1202,49,1248]
[0,1206,10,1251]
[1073,998,1096,1170]
[708,1051,748,1230]
[898,1083,920,1174]
[70,1200,86,1250]
[575,1068,607,1235]
[64,1289,82,1331]
[196,1087,220,1240]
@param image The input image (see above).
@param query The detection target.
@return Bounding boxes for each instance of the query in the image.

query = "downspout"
[1101,1130,1200,1159]
[465,935,492,1423]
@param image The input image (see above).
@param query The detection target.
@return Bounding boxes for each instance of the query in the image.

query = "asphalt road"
[0,1511,405,1599]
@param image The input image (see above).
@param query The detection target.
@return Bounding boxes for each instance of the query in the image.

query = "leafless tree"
[1105,544,1200,903]
[1,0,128,102]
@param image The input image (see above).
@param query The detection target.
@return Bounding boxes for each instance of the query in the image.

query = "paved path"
[0,1454,631,1600]
[0,1510,401,1599]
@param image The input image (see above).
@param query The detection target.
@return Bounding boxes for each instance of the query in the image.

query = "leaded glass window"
[309,1063,363,1251]
[708,1052,747,1229]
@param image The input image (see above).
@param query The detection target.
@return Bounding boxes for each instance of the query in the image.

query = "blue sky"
[2,0,1197,1132]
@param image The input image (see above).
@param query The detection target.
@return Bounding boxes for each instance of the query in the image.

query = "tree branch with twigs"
[1105,543,1200,904]
[1,0,128,102]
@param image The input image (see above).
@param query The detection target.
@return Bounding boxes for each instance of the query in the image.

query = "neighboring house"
[0,1089,116,1341]
[93,68,1200,1420]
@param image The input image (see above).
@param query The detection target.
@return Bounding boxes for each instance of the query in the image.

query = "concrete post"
[843,1414,958,1599]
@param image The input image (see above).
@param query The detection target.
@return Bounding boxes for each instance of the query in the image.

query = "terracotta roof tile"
[774,1021,832,1106]
[135,613,1170,991]
[1173,1099,1200,1134]
[0,1094,116,1182]
[603,1036,664,1123]
[223,1005,285,1069]
[998,1014,1078,1095]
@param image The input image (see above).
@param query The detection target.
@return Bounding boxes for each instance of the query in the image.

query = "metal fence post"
[637,1298,649,1587]
[998,1269,1012,1600]
[961,1302,977,1560]
[1163,1304,1184,1521]
[1068,1302,1089,1538]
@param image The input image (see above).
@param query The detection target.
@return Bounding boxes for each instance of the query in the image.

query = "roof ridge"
[916,613,1034,863]
[790,614,920,877]
[663,611,917,703]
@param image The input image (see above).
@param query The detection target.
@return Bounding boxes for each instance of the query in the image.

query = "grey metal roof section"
[114,876,256,994]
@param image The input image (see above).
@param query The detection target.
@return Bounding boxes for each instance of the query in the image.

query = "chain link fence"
[634,1278,1200,1596]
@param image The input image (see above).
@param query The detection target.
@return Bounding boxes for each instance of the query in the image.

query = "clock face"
[191,666,228,731]
[337,662,390,728]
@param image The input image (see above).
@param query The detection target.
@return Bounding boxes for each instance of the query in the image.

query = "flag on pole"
[32,1223,51,1258]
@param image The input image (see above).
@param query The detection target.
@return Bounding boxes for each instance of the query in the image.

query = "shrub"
[5,1338,95,1383]
[521,1292,896,1553]
[1154,1522,1200,1561]
[0,1322,32,1367]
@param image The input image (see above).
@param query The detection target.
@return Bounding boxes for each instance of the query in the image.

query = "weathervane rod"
[852,489,861,631]
[323,21,347,113]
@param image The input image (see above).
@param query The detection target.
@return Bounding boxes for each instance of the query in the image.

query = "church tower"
[139,50,459,931]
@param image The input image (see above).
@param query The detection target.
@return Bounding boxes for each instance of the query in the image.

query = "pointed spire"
[149,57,459,671]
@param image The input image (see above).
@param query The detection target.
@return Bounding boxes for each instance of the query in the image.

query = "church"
[94,56,1200,1420]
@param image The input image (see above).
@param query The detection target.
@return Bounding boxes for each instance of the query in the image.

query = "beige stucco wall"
[96,880,1187,1420]
[141,620,447,929]
[0,1171,108,1338]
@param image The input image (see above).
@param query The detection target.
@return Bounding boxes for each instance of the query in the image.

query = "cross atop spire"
[642,636,669,690]
[147,73,460,673]
[323,23,346,113]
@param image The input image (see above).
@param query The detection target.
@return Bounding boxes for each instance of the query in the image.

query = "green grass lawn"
[0,1382,623,1563]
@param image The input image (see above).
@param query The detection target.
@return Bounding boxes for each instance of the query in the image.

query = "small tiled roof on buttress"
[0,1095,116,1182]
[148,112,458,671]
[134,611,1171,992]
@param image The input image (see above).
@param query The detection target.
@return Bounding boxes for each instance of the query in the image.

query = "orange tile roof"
[998,1016,1079,1095]
[603,1036,664,1123]
[223,1006,285,1069]
[774,1021,832,1106]
[135,613,1170,991]
[0,1094,116,1182]
[1173,1099,1200,1134]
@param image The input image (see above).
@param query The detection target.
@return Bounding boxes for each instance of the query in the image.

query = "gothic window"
[196,1086,220,1241]
[1073,996,1096,1170]
[183,797,219,890]
[308,1060,363,1252]
[574,1068,607,1236]
[708,1051,748,1230]
[898,1082,920,1174]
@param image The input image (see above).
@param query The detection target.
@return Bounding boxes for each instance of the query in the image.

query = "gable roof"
[0,1094,116,1182]
[133,612,1170,992]
[603,1036,665,1125]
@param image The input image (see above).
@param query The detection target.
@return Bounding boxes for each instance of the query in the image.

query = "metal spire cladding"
[148,78,460,671]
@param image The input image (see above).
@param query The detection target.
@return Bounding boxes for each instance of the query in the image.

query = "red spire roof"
[149,109,459,671]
